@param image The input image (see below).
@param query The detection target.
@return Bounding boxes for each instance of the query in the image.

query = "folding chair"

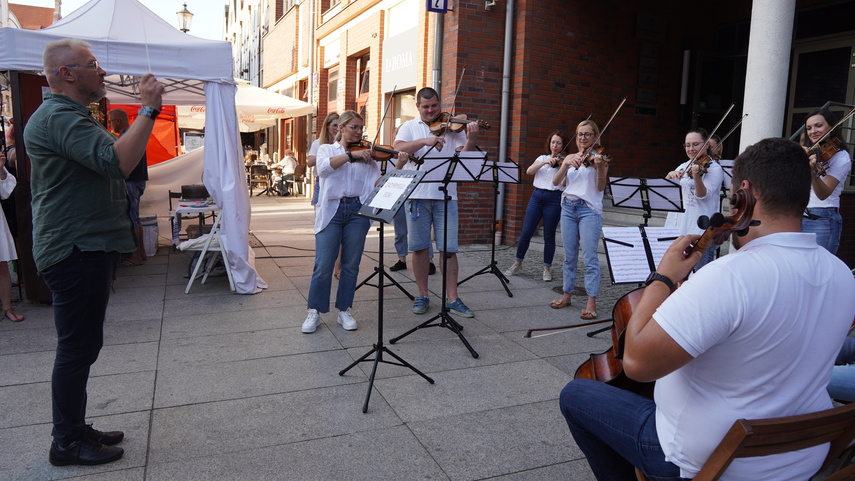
[635,402,855,481]
[180,210,235,294]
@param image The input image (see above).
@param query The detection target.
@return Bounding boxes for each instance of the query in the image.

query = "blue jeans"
[515,189,562,267]
[406,199,458,253]
[829,338,855,403]
[560,379,689,481]
[307,198,371,313]
[802,207,842,255]
[561,198,602,297]
[125,180,146,227]
[41,246,120,445]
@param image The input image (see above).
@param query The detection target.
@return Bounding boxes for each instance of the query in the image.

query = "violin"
[808,137,842,177]
[347,140,414,163]
[686,153,712,178]
[581,145,611,167]
[429,112,490,137]
[573,188,759,396]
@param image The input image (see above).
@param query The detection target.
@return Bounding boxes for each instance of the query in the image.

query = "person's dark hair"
[731,138,810,218]
[545,130,572,154]
[687,127,709,142]
[416,87,439,105]
[803,108,848,150]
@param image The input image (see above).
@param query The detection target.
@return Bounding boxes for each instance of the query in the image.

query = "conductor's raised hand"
[139,74,164,111]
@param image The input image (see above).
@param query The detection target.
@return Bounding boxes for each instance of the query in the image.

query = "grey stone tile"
[0,371,154,429]
[153,350,364,408]
[374,359,569,423]
[0,411,150,481]
[148,383,402,464]
[408,401,584,481]
[145,425,448,481]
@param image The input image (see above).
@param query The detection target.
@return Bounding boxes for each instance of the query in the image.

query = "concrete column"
[739,0,796,151]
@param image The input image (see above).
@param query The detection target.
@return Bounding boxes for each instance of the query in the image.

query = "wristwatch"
[644,271,675,291]
[138,106,160,120]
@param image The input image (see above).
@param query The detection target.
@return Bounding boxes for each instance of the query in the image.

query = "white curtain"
[203,82,267,294]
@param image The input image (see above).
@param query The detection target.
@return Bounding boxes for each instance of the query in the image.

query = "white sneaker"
[505,264,521,276]
[337,309,357,331]
[542,268,552,282]
[302,309,320,333]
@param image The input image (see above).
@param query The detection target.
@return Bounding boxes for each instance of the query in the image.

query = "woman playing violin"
[302,110,409,333]
[505,130,570,282]
[550,120,609,320]
[665,128,723,270]
[801,108,851,254]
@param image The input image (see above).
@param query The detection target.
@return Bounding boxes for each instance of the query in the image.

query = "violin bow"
[553,113,593,160]
[716,113,747,147]
[688,102,735,168]
[587,97,627,152]
[371,85,397,172]
[449,68,466,117]
[806,106,855,151]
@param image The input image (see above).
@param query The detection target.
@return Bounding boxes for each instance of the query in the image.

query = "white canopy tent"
[0,0,266,294]
[178,79,314,132]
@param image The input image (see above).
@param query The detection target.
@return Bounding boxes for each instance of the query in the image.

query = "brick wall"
[264,8,300,85]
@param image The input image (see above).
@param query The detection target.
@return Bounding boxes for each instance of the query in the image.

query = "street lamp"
[176,2,193,33]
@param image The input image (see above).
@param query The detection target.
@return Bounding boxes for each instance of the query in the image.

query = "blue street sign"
[427,0,448,14]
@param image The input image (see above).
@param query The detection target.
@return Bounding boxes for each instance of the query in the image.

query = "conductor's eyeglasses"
[54,60,100,76]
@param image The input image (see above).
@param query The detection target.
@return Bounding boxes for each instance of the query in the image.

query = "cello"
[573,188,759,396]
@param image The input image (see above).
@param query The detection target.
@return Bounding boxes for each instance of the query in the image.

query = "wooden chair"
[249,164,272,196]
[634,402,855,481]
[287,163,307,196]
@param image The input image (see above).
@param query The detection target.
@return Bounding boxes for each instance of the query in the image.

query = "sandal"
[549,299,570,309]
[580,309,598,320]
[4,308,24,322]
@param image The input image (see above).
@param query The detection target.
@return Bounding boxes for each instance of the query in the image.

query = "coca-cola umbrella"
[178,79,314,132]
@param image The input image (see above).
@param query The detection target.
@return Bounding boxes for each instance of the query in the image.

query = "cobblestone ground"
[458,238,637,314]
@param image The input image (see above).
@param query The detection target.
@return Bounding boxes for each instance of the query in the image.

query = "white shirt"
[314,142,380,233]
[395,118,467,200]
[807,149,850,209]
[672,160,724,235]
[560,164,604,215]
[653,232,855,480]
[531,155,564,191]
[278,156,297,175]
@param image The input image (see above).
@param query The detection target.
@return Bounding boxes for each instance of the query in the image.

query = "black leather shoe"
[49,438,124,466]
[389,260,407,271]
[429,262,437,275]
[85,424,124,446]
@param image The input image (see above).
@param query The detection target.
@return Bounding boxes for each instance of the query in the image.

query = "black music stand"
[608,177,682,226]
[338,170,434,413]
[457,158,520,297]
[354,160,415,299]
[389,151,487,359]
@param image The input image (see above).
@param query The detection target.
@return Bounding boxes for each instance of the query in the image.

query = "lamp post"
[176,2,193,33]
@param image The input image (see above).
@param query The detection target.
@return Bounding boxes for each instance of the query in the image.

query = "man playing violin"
[560,138,855,481]
[393,87,480,318]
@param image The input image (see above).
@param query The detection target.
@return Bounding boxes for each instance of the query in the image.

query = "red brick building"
[264,0,855,267]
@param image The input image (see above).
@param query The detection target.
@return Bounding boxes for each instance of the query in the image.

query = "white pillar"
[739,0,796,151]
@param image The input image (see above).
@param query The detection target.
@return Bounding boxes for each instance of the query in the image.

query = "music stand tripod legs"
[389,190,480,359]
[354,223,414,300]
[339,220,433,413]
[457,179,513,297]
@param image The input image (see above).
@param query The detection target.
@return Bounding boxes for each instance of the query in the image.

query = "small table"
[171,200,218,245]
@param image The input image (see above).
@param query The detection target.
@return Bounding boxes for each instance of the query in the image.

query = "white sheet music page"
[369,175,411,210]
[602,227,649,283]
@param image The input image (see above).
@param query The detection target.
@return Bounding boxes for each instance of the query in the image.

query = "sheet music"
[420,151,488,182]
[602,226,681,284]
[368,175,411,210]
[602,227,649,283]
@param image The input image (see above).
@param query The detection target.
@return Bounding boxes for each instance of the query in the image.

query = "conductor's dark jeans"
[42,247,119,445]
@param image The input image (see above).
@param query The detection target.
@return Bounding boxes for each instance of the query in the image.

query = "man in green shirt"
[23,38,164,467]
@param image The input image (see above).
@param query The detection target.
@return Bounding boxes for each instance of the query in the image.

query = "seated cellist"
[559,137,855,481]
